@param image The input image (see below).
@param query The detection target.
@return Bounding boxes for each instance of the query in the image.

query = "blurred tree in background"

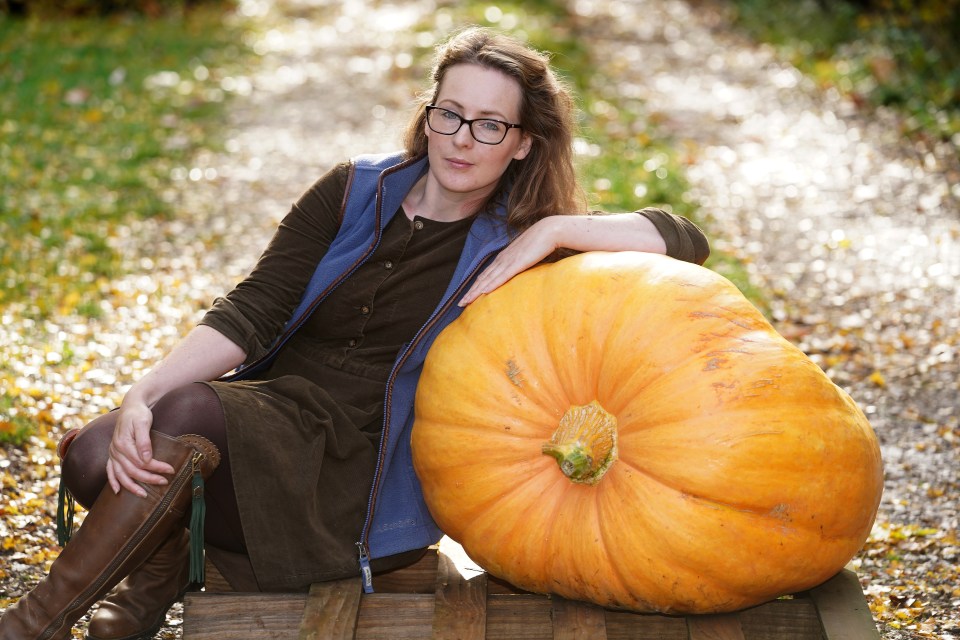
[0,0,233,17]
[724,0,960,141]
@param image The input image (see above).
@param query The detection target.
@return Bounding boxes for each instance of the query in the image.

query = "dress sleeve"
[636,207,710,265]
[199,161,351,362]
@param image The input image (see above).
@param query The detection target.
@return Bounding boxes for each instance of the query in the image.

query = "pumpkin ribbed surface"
[411,251,883,614]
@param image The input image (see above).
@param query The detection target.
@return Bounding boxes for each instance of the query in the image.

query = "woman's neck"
[402,175,486,222]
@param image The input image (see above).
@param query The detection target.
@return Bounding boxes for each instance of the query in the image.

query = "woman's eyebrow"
[436,99,510,120]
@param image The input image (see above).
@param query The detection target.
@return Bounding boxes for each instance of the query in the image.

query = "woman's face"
[425,63,532,209]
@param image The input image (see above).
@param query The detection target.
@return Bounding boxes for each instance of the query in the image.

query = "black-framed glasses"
[425,105,522,145]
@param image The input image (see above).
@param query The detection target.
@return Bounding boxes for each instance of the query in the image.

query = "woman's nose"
[452,123,475,147]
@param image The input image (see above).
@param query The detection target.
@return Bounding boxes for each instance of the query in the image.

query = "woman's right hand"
[106,397,175,497]
[101,324,247,496]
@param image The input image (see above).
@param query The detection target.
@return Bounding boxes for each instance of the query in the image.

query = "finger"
[106,459,121,494]
[116,437,174,476]
[113,461,148,498]
[459,288,484,306]
[142,457,175,478]
[460,275,494,307]
[475,265,511,295]
[148,458,176,476]
[461,254,511,303]
[108,457,146,498]
[132,423,154,464]
[115,454,169,489]
[120,474,147,498]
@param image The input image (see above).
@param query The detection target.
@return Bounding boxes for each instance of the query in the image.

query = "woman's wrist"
[539,215,569,252]
[121,376,163,409]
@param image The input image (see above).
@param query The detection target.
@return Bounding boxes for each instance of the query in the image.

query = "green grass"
[0,6,251,319]
[724,0,960,141]
[0,5,252,445]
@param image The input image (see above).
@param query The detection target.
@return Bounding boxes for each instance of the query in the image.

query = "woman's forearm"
[123,325,247,408]
[548,212,668,254]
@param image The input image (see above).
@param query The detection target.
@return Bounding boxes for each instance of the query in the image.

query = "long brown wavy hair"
[403,27,586,230]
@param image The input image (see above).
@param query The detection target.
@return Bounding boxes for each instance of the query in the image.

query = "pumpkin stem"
[541,400,618,485]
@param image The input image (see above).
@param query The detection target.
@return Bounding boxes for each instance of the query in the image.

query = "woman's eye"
[479,120,503,132]
[441,110,460,121]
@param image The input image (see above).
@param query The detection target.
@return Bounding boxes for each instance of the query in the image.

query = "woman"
[0,27,709,640]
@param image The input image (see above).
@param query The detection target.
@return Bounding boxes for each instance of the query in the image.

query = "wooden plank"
[185,553,877,640]
[182,592,305,639]
[431,549,488,639]
[487,594,555,640]
[605,609,688,640]
[298,578,363,640]
[808,569,880,640]
[355,594,434,639]
[738,598,823,640]
[374,551,439,594]
[687,613,746,640]
[550,596,607,640]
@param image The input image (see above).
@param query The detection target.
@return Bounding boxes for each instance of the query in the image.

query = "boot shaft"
[0,432,219,640]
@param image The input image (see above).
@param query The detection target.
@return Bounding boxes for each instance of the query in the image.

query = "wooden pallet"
[182,545,879,640]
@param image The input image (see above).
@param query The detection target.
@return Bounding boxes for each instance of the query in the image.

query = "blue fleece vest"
[232,151,515,573]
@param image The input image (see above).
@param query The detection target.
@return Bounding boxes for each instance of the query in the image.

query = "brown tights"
[60,382,247,553]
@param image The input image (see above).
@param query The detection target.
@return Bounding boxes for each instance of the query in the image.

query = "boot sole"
[85,622,162,640]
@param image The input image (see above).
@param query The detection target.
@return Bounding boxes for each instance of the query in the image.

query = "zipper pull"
[192,450,205,473]
[356,542,374,593]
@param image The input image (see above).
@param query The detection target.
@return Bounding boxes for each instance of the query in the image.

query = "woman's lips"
[446,157,473,170]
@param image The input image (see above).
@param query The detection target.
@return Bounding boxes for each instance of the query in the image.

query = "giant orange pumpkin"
[411,251,883,614]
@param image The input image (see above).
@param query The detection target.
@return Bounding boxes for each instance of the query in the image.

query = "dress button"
[414,220,424,230]
[348,339,357,347]
[360,306,370,315]
[384,260,394,270]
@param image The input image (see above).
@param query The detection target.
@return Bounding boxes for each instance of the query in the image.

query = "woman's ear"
[513,132,532,160]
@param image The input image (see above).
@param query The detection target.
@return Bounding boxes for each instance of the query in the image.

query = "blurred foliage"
[0,5,252,321]
[721,0,960,141]
[0,0,234,18]
[0,394,33,446]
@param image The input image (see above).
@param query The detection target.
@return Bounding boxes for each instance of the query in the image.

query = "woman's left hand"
[460,217,560,306]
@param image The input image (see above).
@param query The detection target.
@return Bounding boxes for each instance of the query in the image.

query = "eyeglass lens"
[427,107,511,145]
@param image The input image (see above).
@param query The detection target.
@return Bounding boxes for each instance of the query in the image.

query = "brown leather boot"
[0,431,219,640]
[85,528,193,640]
